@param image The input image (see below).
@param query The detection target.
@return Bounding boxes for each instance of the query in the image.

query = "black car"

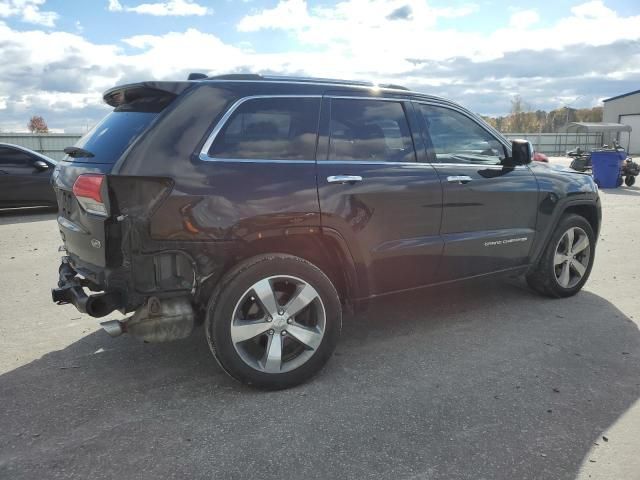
[51,74,601,389]
[0,143,57,208]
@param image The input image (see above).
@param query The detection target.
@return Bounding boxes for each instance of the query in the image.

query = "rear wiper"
[64,146,95,158]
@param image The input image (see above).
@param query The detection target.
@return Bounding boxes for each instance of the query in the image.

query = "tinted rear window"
[328,99,415,162]
[208,97,320,161]
[67,111,158,164]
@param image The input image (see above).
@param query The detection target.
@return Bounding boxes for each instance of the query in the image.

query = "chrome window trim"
[199,94,322,162]
[197,154,314,164]
[320,160,429,166]
[432,163,528,170]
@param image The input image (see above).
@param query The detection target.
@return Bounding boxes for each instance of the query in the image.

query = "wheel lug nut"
[267,317,272,322]
[278,310,284,315]
[268,329,274,335]
[287,318,292,324]
[281,330,287,336]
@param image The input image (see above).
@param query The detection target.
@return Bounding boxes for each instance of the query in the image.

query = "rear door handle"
[327,175,363,184]
[447,175,473,184]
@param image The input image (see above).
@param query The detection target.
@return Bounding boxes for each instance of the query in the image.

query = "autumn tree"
[483,98,603,133]
[27,115,49,133]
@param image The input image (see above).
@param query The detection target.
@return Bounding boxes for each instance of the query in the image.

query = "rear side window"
[328,99,415,162]
[208,97,320,161]
[70,110,158,164]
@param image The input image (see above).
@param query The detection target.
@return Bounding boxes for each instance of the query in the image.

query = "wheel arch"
[563,202,599,236]
[530,199,601,268]
[229,231,360,307]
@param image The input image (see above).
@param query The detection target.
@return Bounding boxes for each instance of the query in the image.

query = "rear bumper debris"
[51,258,122,318]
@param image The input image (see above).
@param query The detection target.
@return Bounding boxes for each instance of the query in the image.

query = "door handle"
[447,175,473,184]
[327,175,363,184]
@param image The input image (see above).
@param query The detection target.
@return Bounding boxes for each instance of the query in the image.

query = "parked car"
[51,74,601,389]
[533,151,549,162]
[0,143,57,208]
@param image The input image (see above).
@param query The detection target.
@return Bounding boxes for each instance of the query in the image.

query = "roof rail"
[207,73,264,80]
[203,73,410,91]
[260,75,375,87]
[378,83,409,91]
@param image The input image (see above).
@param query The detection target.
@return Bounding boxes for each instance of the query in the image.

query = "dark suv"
[51,74,601,389]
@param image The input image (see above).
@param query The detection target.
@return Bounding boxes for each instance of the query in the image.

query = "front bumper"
[51,258,122,317]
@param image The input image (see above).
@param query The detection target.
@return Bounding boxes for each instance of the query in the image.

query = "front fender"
[529,162,600,266]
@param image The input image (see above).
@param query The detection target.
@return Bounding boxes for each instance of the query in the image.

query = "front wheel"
[526,214,595,298]
[206,254,341,389]
[625,175,636,187]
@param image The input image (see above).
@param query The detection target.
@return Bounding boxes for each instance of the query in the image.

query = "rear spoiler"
[103,81,193,107]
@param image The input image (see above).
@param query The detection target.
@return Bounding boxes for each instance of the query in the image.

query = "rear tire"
[526,214,595,298]
[205,254,341,389]
[625,176,636,187]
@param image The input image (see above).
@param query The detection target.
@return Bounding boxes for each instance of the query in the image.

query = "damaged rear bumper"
[51,258,123,318]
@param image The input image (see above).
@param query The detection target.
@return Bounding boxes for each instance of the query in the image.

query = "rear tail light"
[72,174,108,216]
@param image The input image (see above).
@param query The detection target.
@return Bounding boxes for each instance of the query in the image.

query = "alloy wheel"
[230,275,326,373]
[553,226,591,289]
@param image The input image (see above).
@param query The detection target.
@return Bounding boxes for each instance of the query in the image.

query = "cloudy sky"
[0,0,639,132]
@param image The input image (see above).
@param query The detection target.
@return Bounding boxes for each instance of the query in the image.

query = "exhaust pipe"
[100,320,124,337]
[125,297,194,342]
[99,297,194,343]
[85,292,122,318]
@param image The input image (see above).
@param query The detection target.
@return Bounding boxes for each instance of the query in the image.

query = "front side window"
[0,147,33,173]
[208,97,320,160]
[419,104,506,165]
[328,99,415,162]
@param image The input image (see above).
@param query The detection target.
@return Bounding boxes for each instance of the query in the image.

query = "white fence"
[0,133,82,161]
[1,132,609,160]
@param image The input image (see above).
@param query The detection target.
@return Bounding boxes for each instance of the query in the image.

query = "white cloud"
[122,28,245,77]
[239,0,477,35]
[108,0,212,16]
[238,0,309,31]
[433,4,478,18]
[571,0,615,19]
[238,0,640,64]
[0,0,58,26]
[0,0,640,130]
[108,0,123,11]
[509,9,539,29]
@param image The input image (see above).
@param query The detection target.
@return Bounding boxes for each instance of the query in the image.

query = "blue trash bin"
[591,149,624,188]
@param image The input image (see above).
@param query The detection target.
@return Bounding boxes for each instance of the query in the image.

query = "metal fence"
[503,133,603,155]
[1,132,607,160]
[0,133,82,161]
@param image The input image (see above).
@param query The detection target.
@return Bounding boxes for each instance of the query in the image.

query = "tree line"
[481,96,603,133]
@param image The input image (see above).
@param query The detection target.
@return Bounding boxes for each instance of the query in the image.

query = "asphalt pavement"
[1,184,639,480]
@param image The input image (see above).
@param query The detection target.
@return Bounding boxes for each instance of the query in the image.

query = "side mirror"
[33,160,50,171]
[511,139,532,165]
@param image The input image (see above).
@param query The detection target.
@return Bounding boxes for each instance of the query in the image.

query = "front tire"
[206,254,341,389]
[526,214,595,298]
